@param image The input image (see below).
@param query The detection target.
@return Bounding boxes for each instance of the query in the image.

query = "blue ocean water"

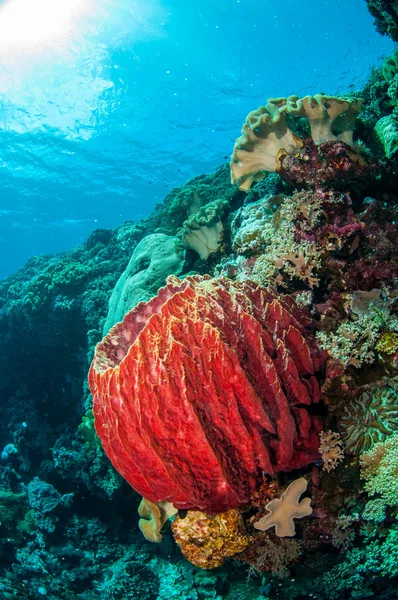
[0,0,394,279]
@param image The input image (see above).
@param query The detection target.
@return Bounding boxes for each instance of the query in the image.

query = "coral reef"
[2,39,398,598]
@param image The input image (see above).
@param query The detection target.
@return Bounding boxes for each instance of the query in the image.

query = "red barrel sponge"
[89,275,325,513]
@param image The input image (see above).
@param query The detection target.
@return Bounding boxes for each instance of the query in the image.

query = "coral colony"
[86,88,398,584]
[3,26,398,600]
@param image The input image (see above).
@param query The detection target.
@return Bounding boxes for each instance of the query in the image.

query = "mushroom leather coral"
[89,275,325,513]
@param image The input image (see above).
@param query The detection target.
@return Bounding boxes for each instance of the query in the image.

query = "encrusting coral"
[253,478,313,537]
[171,509,252,569]
[230,94,364,191]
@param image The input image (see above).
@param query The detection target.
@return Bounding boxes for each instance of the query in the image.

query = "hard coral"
[171,509,251,569]
[103,234,185,334]
[89,275,325,513]
[231,95,364,191]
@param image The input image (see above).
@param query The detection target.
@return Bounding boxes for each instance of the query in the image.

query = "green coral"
[374,113,398,158]
[382,49,398,82]
[0,491,33,550]
[362,498,386,523]
[165,164,235,227]
[316,306,398,369]
[78,409,102,451]
[316,525,398,598]
[22,259,90,314]
[360,433,398,507]
[340,379,398,454]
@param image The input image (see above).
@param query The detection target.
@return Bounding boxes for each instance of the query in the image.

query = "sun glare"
[0,0,91,51]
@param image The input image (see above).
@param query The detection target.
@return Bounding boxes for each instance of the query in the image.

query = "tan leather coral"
[138,498,177,543]
[253,477,312,537]
[231,102,303,191]
[279,94,363,145]
[175,198,228,259]
[230,95,363,191]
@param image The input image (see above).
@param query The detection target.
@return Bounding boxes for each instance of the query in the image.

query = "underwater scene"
[1,0,398,598]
